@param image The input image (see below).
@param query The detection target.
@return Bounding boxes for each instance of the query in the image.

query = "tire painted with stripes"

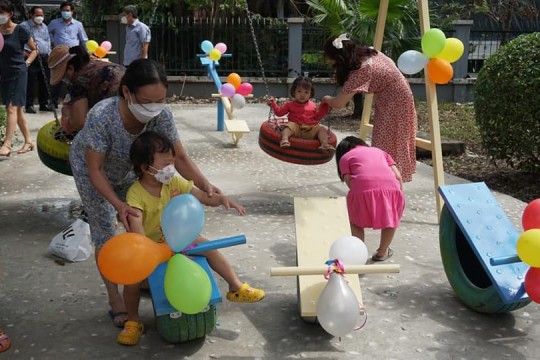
[439,205,531,313]
[258,120,337,165]
[155,305,217,343]
[36,120,73,176]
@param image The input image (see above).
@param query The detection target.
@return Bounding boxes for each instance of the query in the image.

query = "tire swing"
[258,117,337,165]
[37,121,73,176]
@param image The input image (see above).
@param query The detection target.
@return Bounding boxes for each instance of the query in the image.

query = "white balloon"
[231,93,246,109]
[329,236,368,265]
[397,50,429,75]
[316,273,360,337]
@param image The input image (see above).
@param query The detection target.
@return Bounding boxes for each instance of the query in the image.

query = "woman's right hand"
[115,201,140,232]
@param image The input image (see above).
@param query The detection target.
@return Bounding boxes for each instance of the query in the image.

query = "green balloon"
[164,254,212,314]
[421,28,446,58]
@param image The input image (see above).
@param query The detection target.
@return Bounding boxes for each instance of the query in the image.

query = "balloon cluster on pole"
[516,198,540,303]
[98,194,212,314]
[220,73,253,110]
[316,236,367,337]
[201,40,227,62]
[397,28,464,84]
[86,39,112,59]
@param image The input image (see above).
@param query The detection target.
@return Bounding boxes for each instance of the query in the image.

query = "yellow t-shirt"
[126,176,194,242]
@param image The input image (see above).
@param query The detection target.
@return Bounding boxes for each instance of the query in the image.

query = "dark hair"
[130,131,176,178]
[0,1,15,14]
[123,5,138,18]
[290,76,314,98]
[323,36,378,86]
[335,136,369,180]
[30,6,43,15]
[67,45,90,72]
[60,2,74,11]
[119,59,168,98]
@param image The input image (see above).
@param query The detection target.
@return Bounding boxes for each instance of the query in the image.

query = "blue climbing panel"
[439,182,529,304]
[148,256,222,316]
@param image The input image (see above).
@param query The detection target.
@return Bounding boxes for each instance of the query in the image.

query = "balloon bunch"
[516,198,540,303]
[86,40,112,59]
[397,28,464,84]
[220,73,253,110]
[201,40,227,62]
[98,194,212,314]
[316,236,368,337]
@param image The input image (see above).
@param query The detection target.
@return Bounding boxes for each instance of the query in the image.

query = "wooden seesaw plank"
[294,197,364,319]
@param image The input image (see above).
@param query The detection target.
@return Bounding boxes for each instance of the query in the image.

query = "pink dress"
[339,146,405,229]
[342,52,417,182]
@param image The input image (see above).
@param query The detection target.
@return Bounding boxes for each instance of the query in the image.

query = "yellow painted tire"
[36,120,72,176]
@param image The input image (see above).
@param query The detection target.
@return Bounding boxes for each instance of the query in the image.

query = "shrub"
[0,106,6,142]
[474,32,540,172]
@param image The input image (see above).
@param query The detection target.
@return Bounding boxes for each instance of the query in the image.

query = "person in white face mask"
[69,59,222,332]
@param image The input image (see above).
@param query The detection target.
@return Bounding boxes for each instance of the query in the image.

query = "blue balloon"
[200,40,214,54]
[161,194,205,252]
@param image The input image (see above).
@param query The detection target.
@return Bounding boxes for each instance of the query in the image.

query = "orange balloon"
[427,58,453,84]
[227,73,241,89]
[97,233,173,285]
[94,46,107,58]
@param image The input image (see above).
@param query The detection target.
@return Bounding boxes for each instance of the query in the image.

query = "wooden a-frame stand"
[359,0,445,219]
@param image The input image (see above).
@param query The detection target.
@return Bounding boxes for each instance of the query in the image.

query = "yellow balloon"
[86,40,99,54]
[208,48,221,61]
[516,229,540,267]
[438,38,464,63]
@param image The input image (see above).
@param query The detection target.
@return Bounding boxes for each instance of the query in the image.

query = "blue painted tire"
[439,205,530,313]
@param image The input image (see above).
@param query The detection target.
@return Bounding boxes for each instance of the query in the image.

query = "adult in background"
[121,5,151,67]
[0,0,38,157]
[48,1,88,107]
[321,34,417,182]
[69,58,222,329]
[48,45,125,133]
[20,5,52,113]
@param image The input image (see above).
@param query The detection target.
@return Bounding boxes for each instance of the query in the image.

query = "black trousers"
[26,54,51,108]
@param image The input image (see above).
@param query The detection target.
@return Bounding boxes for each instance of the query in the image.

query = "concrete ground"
[0,104,538,360]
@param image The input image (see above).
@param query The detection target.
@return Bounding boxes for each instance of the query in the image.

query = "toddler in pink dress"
[336,136,405,261]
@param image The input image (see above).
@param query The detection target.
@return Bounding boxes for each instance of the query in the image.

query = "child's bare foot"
[280,139,291,148]
[318,143,335,154]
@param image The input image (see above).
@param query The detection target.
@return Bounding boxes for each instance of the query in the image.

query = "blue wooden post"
[199,54,233,131]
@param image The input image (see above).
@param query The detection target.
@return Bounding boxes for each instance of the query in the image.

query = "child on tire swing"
[119,131,265,346]
[267,76,335,153]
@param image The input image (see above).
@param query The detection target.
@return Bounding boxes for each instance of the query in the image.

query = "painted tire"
[155,305,217,343]
[439,205,530,313]
[36,120,72,176]
[258,120,337,165]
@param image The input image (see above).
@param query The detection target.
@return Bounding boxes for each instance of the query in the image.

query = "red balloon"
[522,198,540,231]
[525,267,540,303]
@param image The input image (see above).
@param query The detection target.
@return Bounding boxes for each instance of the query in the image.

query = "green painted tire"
[155,305,217,343]
[36,120,72,176]
[439,205,530,313]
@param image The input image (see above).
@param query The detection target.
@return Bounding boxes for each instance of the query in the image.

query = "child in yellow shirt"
[118,131,264,346]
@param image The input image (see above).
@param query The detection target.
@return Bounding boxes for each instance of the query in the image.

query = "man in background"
[121,5,151,67]
[20,6,52,113]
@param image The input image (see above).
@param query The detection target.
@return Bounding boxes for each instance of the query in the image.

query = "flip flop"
[372,248,393,262]
[108,310,128,328]
[0,329,11,353]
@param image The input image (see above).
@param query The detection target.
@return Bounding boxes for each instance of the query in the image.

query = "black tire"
[36,121,72,176]
[439,205,531,313]
[155,305,217,343]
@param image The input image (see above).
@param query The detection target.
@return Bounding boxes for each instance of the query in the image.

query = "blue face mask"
[61,11,72,20]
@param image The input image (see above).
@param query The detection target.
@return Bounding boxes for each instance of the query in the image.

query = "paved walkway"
[0,104,538,359]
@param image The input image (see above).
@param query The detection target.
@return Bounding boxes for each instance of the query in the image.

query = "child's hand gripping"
[221,196,246,216]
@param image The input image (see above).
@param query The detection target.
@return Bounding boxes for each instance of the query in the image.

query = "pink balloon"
[236,82,253,96]
[100,41,112,51]
[215,42,227,54]
[220,83,235,97]
[0,32,4,52]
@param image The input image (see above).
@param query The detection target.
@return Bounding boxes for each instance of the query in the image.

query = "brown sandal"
[16,142,34,154]
[0,144,11,157]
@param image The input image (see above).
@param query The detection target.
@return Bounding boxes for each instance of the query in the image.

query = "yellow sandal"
[226,283,265,303]
[117,321,143,346]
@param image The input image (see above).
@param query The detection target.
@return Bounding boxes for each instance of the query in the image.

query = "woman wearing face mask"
[48,45,125,133]
[0,0,39,157]
[69,58,222,329]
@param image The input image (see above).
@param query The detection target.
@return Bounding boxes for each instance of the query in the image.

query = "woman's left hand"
[115,201,140,231]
